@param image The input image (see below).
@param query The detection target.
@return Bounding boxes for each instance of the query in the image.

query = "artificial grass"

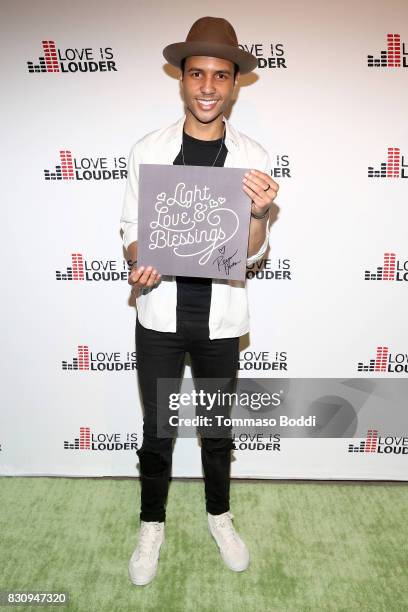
[0,477,407,611]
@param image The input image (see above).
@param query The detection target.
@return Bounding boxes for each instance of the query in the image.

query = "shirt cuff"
[246,231,269,267]
[121,224,138,251]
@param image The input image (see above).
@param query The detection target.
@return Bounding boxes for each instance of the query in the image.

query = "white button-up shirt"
[120,115,271,339]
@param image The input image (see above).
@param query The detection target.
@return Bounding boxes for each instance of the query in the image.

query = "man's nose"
[200,76,216,93]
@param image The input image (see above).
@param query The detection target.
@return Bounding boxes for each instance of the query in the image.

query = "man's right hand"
[128,265,161,289]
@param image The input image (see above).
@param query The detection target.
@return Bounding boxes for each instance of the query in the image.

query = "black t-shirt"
[173,127,228,321]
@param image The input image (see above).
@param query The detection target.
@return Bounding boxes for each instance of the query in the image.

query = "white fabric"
[120,115,271,339]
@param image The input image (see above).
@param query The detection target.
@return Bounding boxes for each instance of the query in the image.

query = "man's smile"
[195,98,220,111]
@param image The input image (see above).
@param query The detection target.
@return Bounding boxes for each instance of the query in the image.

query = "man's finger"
[243,183,266,207]
[129,266,153,286]
[128,266,145,285]
[243,171,269,192]
[145,272,161,287]
[243,176,270,200]
[129,264,162,288]
[138,266,155,285]
[247,169,279,192]
[243,180,277,206]
[244,174,278,199]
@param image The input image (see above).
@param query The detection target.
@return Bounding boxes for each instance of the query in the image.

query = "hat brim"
[163,41,258,74]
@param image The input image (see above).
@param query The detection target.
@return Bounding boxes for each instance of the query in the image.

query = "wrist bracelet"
[251,206,270,220]
[128,259,138,268]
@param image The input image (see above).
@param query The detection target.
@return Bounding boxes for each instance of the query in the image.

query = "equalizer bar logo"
[348,429,408,455]
[357,346,408,374]
[56,254,84,281]
[348,429,378,453]
[368,148,407,178]
[27,40,59,73]
[364,253,408,281]
[365,253,395,280]
[62,345,90,371]
[358,347,389,372]
[27,40,117,74]
[64,426,91,449]
[44,151,74,180]
[44,151,127,181]
[367,34,408,68]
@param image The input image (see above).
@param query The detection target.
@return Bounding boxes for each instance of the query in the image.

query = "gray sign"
[137,164,251,280]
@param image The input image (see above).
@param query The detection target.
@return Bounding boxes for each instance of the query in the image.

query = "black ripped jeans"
[135,316,239,523]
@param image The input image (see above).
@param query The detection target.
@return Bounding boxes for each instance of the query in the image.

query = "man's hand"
[128,265,161,290]
[242,169,279,216]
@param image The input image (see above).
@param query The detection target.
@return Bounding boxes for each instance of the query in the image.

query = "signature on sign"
[212,245,241,275]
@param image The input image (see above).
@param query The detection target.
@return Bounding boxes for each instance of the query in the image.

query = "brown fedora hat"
[163,16,258,75]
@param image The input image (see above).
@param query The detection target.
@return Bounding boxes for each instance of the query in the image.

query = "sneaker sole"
[128,567,158,586]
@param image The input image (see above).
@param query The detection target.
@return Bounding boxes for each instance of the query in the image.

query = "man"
[120,16,279,586]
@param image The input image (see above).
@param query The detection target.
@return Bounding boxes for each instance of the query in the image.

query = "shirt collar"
[168,115,239,149]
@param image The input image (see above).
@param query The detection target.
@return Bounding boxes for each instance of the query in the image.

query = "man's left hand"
[242,169,279,216]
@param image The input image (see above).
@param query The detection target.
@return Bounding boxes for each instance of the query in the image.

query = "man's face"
[180,55,239,125]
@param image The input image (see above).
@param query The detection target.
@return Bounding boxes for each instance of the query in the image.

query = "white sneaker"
[208,511,249,572]
[128,521,165,586]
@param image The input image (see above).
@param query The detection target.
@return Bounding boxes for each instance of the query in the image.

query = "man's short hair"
[180,57,239,79]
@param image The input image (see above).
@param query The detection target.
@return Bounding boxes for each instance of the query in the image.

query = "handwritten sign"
[137,164,251,280]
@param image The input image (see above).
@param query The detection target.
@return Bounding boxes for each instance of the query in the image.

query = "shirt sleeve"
[120,142,140,251]
[246,150,271,267]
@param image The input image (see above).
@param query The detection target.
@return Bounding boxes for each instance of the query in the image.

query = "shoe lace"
[213,512,241,545]
[138,522,162,558]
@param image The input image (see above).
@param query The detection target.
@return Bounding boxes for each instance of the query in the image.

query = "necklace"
[181,123,226,166]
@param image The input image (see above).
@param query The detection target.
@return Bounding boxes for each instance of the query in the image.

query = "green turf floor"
[0,477,407,611]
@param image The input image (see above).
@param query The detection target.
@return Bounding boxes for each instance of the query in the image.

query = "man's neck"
[183,112,225,141]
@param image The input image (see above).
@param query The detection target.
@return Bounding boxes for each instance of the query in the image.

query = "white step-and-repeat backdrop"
[2,0,407,479]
